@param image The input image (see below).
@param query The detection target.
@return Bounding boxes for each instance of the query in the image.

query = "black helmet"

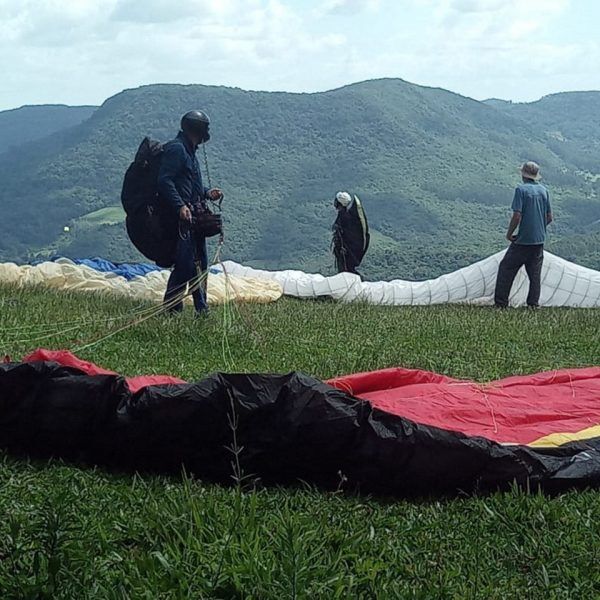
[181,110,210,142]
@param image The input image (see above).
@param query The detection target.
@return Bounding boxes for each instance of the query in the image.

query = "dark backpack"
[121,137,177,268]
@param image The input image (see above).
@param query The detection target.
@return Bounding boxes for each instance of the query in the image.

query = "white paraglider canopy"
[2,251,599,308]
[218,250,600,308]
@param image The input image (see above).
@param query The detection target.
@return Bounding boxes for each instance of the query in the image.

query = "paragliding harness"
[121,137,223,268]
[190,145,223,238]
[192,205,223,238]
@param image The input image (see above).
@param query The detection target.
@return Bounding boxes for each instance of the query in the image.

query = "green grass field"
[74,206,126,227]
[1,285,600,598]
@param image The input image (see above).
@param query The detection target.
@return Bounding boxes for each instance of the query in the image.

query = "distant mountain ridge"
[491,91,600,173]
[0,104,97,154]
[0,80,598,280]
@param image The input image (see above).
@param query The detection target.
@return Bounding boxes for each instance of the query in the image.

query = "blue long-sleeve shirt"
[157,131,208,214]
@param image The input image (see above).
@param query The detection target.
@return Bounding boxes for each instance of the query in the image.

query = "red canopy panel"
[9,349,600,495]
[24,349,185,393]
[328,367,600,446]
[24,350,600,447]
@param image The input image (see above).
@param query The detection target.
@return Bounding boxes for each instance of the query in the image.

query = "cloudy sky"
[1,0,598,110]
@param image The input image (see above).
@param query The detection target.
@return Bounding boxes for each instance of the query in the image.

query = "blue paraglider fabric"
[72,258,163,280]
[30,257,222,280]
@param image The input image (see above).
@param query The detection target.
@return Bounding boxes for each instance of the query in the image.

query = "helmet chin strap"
[196,124,210,145]
[202,143,213,190]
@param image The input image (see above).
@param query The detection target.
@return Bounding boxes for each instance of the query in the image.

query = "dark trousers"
[335,252,359,275]
[494,243,544,308]
[334,242,364,276]
[164,231,208,313]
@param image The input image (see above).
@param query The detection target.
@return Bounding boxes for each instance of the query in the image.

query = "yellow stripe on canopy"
[528,424,600,448]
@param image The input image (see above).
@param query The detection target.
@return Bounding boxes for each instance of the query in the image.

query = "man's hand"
[506,212,521,244]
[179,205,192,222]
[207,188,224,201]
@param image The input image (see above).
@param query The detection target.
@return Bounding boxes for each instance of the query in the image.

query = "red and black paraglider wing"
[2,350,600,496]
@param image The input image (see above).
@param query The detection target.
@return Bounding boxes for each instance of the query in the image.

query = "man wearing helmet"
[332,191,370,278]
[158,110,223,315]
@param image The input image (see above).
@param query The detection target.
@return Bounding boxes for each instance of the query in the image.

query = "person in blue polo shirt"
[494,161,553,308]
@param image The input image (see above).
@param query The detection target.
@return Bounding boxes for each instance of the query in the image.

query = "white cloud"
[321,0,381,15]
[449,0,504,12]
[110,0,238,23]
[434,0,568,39]
[388,0,599,101]
[0,0,597,109]
[0,0,337,107]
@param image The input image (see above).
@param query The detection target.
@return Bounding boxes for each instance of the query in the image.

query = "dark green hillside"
[0,80,596,279]
[495,91,600,174]
[0,104,96,154]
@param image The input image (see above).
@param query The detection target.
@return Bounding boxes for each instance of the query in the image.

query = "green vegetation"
[0,104,96,154]
[75,206,125,226]
[0,80,599,280]
[1,285,600,597]
[494,92,600,174]
[4,459,600,599]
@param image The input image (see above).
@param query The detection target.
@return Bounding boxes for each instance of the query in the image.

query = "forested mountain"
[0,80,598,280]
[0,104,97,154]
[492,91,600,171]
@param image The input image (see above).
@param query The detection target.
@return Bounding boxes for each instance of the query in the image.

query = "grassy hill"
[1,284,600,597]
[0,104,97,155]
[0,81,598,279]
